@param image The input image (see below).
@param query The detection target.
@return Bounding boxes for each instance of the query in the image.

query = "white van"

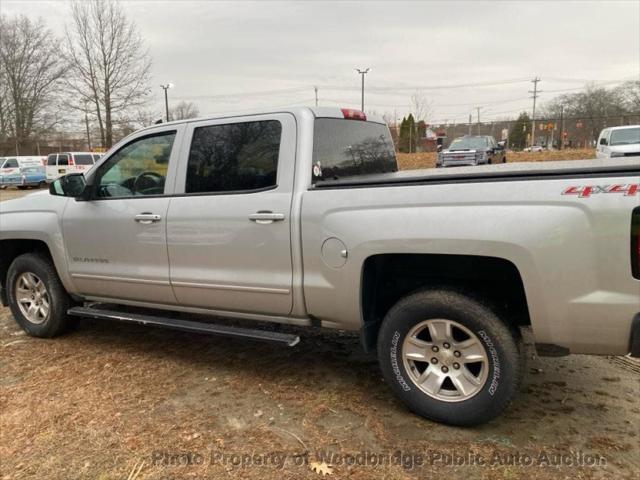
[45,152,101,182]
[596,125,640,159]
[0,156,45,176]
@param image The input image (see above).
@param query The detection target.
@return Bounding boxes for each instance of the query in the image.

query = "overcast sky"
[4,0,640,124]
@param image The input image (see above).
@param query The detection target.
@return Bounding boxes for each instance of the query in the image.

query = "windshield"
[609,127,640,146]
[313,119,397,182]
[448,137,488,150]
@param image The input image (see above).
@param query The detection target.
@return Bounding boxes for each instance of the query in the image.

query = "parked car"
[45,152,100,183]
[1,106,638,427]
[596,125,640,159]
[437,135,505,167]
[0,156,46,177]
[523,145,545,152]
[0,166,47,189]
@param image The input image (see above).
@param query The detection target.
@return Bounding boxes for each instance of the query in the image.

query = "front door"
[166,114,296,315]
[62,126,183,304]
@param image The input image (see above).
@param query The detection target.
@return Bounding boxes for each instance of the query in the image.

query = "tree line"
[0,0,199,154]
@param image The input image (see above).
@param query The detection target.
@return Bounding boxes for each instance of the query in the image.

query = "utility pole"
[314,86,318,107]
[558,104,564,150]
[468,114,472,135]
[160,83,174,122]
[84,110,92,151]
[355,68,370,112]
[529,77,541,147]
[476,107,482,135]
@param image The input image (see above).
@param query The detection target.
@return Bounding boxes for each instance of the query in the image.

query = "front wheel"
[377,289,522,426]
[6,253,73,337]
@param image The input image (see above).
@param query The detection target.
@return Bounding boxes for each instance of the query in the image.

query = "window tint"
[74,154,94,165]
[312,119,396,182]
[58,154,69,166]
[96,131,176,198]
[186,120,281,194]
[47,154,57,166]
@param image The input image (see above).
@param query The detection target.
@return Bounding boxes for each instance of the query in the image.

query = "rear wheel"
[6,253,73,337]
[17,186,28,190]
[377,289,522,426]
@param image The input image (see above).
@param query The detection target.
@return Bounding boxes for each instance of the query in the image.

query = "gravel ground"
[1,185,639,480]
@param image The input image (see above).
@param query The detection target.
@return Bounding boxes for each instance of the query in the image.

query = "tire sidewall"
[378,290,519,426]
[7,254,68,337]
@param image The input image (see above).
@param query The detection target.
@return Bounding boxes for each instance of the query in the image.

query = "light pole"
[160,83,174,121]
[355,68,370,112]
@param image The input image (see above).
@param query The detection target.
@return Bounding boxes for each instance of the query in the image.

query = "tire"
[377,289,521,426]
[503,156,507,163]
[17,186,28,190]
[6,252,73,337]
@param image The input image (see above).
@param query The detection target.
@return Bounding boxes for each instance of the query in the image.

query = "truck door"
[62,125,184,303]
[166,114,296,315]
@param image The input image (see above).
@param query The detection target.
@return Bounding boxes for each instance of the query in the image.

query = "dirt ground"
[1,173,639,480]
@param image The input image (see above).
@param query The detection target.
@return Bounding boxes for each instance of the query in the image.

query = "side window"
[5,159,18,168]
[47,154,57,166]
[58,154,69,166]
[95,131,176,198]
[74,154,94,165]
[185,120,281,194]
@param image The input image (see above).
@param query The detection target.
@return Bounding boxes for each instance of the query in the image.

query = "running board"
[67,306,300,347]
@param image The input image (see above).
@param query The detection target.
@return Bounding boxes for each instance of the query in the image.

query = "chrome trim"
[70,273,170,286]
[171,280,290,295]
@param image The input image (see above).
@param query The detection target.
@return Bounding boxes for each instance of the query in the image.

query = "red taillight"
[341,108,366,121]
[68,156,75,165]
[632,207,640,279]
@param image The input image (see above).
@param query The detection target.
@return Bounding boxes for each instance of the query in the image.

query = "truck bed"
[313,157,640,188]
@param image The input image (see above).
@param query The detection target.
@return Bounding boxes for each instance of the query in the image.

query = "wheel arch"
[0,238,60,306]
[360,253,530,352]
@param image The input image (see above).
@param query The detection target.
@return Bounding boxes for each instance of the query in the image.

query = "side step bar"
[67,306,300,347]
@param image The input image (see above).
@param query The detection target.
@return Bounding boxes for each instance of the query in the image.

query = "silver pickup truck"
[1,107,639,426]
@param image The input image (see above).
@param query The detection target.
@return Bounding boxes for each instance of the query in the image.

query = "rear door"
[55,153,70,178]
[166,114,296,315]
[46,154,58,181]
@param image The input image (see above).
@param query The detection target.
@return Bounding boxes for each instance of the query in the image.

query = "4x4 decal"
[562,184,639,198]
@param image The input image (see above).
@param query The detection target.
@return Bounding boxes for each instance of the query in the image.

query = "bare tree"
[64,0,151,148]
[615,80,640,113]
[170,101,200,121]
[0,15,66,152]
[410,89,433,123]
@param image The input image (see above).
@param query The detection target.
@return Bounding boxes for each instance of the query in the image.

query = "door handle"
[248,212,285,224]
[134,213,162,224]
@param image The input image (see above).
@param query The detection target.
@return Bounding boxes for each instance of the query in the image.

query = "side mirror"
[599,138,608,146]
[49,173,88,199]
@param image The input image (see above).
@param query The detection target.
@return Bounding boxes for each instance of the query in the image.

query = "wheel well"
[0,239,52,305]
[360,254,530,352]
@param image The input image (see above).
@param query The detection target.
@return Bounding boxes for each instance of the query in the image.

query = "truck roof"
[136,106,387,134]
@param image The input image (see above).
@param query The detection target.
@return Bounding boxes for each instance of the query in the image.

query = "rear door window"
[185,120,281,194]
[57,154,69,166]
[47,154,57,166]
